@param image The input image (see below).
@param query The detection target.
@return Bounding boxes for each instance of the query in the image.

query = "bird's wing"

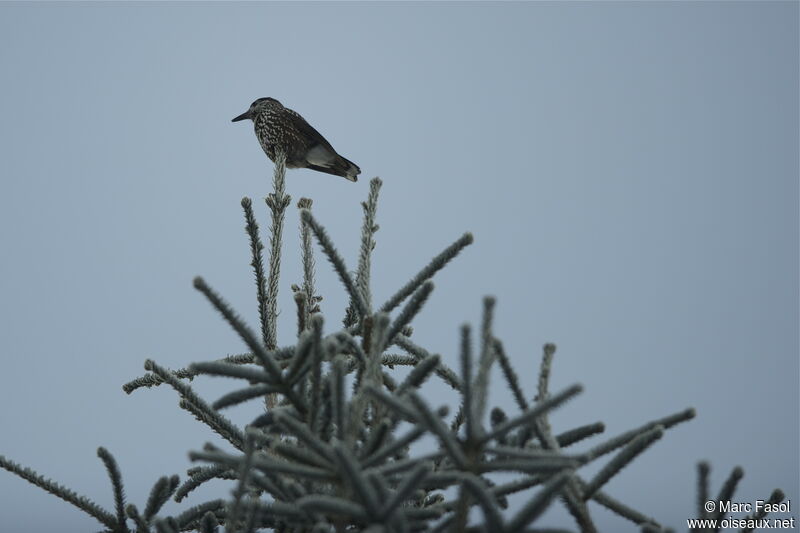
[285,108,338,153]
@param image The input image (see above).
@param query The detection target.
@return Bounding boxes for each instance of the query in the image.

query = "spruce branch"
[370,452,444,479]
[293,289,307,336]
[189,361,273,383]
[696,461,711,520]
[227,433,256,533]
[380,353,420,367]
[246,470,290,502]
[271,441,331,469]
[407,392,468,469]
[125,503,149,533]
[295,495,369,523]
[345,177,382,327]
[493,339,528,412]
[145,359,244,449]
[241,500,259,533]
[199,511,220,533]
[386,280,434,346]
[504,469,574,533]
[458,474,505,533]
[378,462,431,520]
[555,421,606,448]
[212,384,281,410]
[0,454,117,529]
[360,418,391,460]
[331,356,347,441]
[241,197,270,348]
[459,323,475,443]
[477,457,581,475]
[739,489,786,533]
[490,407,509,445]
[178,399,246,452]
[97,447,128,533]
[298,197,318,331]
[523,343,556,443]
[473,296,497,433]
[192,277,282,381]
[478,383,583,446]
[263,150,291,351]
[173,499,227,530]
[308,314,324,432]
[191,277,307,414]
[300,209,368,319]
[331,442,381,519]
[348,313,390,438]
[584,408,695,462]
[363,384,421,421]
[711,465,743,523]
[233,498,309,527]
[395,353,441,395]
[286,329,315,384]
[379,232,473,314]
[487,474,545,500]
[366,313,391,388]
[394,334,462,391]
[123,353,255,394]
[189,448,333,483]
[143,474,180,521]
[582,426,665,500]
[586,486,661,527]
[174,465,235,503]
[154,517,179,533]
[272,410,336,465]
[485,445,578,462]
[362,425,427,469]
[536,342,556,402]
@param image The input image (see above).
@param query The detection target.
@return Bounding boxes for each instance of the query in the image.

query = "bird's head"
[232,97,281,123]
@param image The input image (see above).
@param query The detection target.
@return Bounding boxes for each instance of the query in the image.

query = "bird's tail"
[307,155,360,182]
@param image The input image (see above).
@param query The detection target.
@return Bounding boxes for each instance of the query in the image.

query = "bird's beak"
[231,110,251,122]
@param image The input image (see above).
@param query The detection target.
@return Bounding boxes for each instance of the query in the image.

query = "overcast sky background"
[0,2,797,531]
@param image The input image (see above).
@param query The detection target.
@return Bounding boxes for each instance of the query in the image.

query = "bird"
[232,97,361,182]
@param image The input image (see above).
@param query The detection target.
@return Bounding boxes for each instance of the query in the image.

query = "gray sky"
[0,2,797,531]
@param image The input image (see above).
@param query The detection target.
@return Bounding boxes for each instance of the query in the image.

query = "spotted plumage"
[232,97,360,182]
